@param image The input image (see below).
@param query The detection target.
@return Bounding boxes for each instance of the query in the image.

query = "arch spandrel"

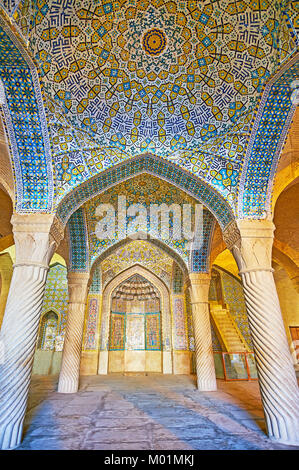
[66,172,219,274]
[90,236,188,279]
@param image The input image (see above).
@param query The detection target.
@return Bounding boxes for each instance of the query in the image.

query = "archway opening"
[108,274,162,374]
[98,264,173,376]
[37,311,59,351]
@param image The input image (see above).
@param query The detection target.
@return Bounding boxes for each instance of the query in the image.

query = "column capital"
[188,272,211,304]
[189,272,211,284]
[11,213,64,241]
[11,213,64,268]
[67,271,90,304]
[223,219,275,273]
[67,271,90,282]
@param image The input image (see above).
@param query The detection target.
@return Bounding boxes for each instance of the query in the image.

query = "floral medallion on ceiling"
[1,0,298,214]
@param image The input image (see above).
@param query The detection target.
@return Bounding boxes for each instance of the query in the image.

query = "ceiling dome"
[1,0,297,216]
[20,0,295,162]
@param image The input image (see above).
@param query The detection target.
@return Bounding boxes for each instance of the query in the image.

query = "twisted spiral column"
[0,214,63,450]
[189,273,217,391]
[58,272,89,394]
[224,219,299,445]
[241,269,299,445]
[0,265,48,449]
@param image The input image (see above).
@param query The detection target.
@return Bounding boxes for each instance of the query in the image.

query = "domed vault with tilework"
[0,0,298,217]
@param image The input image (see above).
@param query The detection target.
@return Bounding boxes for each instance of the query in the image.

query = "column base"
[57,377,79,394]
[269,436,299,447]
[162,351,172,374]
[98,351,108,374]
[0,419,24,450]
[197,379,217,392]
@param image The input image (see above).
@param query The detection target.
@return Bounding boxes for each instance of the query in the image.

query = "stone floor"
[18,374,299,451]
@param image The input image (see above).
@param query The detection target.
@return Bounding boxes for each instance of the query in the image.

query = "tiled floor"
[18,374,299,450]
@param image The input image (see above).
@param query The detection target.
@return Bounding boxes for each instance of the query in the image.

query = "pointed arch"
[98,263,172,375]
[37,310,59,351]
[57,154,235,229]
[90,233,188,277]
[67,207,89,272]
[238,53,299,219]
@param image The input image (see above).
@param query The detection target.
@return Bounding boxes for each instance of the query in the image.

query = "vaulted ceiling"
[0,0,298,218]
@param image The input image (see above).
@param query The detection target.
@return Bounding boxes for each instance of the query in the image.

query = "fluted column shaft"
[224,219,299,445]
[189,273,217,391]
[58,272,89,394]
[0,214,63,450]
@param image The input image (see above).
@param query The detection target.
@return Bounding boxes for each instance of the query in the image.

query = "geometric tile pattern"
[0,16,53,211]
[173,263,183,294]
[0,1,298,217]
[93,236,188,279]
[68,206,89,271]
[91,236,189,299]
[89,266,101,293]
[190,209,215,272]
[100,240,174,289]
[6,0,297,207]
[239,56,299,218]
[66,173,220,273]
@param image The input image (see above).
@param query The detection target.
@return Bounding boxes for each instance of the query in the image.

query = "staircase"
[210,301,250,352]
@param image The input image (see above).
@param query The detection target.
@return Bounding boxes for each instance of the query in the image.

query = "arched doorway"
[98,265,172,375]
[37,311,59,350]
[108,274,162,373]
[32,310,63,376]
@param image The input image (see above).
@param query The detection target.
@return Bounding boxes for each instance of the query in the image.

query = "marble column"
[223,219,299,445]
[58,272,90,394]
[0,214,64,450]
[189,273,217,391]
